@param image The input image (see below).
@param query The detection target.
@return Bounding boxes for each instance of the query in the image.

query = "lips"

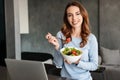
[73,19,82,25]
[72,21,79,25]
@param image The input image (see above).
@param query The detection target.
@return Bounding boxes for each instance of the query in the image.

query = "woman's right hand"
[45,33,59,50]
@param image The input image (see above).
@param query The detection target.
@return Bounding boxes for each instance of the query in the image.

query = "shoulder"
[56,31,65,39]
[88,33,97,41]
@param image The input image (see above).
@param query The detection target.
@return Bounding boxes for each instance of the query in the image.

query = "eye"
[67,13,72,17]
[76,12,81,15]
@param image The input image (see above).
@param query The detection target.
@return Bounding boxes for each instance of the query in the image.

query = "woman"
[45,1,98,80]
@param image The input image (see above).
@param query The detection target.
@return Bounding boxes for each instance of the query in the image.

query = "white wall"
[13,0,29,59]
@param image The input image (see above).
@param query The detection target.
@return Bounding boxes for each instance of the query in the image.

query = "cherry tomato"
[71,50,77,56]
[66,38,71,43]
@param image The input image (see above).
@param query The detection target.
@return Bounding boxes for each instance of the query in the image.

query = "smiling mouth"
[72,21,79,25]
[72,19,81,25]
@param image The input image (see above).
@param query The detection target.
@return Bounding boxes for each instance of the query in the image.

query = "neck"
[72,28,81,38]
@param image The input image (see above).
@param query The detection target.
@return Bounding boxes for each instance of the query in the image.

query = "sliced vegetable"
[62,47,82,56]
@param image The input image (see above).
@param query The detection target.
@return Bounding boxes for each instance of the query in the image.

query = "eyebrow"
[67,11,80,14]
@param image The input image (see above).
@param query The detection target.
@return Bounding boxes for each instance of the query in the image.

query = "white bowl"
[60,47,82,63]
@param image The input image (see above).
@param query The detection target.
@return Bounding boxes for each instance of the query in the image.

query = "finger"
[45,32,52,39]
[64,59,72,64]
[48,32,52,37]
[45,34,50,39]
[74,58,80,64]
[45,35,49,39]
[49,36,55,40]
[48,37,56,44]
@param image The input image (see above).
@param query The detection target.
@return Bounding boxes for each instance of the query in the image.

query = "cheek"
[78,16,83,25]
[80,16,83,22]
[67,18,72,23]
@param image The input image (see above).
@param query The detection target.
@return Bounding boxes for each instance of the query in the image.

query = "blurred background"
[0,0,120,66]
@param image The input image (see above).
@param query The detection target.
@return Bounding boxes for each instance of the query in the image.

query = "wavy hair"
[61,1,91,47]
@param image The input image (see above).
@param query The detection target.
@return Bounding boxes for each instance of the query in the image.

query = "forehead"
[67,6,80,13]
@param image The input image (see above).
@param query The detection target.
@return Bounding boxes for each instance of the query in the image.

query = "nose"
[72,14,77,20]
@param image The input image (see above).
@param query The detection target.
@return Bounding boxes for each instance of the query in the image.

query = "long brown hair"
[61,1,91,47]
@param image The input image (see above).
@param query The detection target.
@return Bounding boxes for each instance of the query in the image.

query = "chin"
[72,25,81,28]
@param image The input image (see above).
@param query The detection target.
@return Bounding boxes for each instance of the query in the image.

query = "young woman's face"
[67,6,83,29]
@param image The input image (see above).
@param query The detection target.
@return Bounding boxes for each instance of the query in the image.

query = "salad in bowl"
[60,47,83,63]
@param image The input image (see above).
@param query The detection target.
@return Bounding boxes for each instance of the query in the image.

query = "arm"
[77,34,98,71]
[53,32,64,68]
[45,31,64,68]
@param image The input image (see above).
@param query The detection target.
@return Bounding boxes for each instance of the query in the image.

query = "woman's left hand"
[64,59,72,64]
[73,59,80,65]
[64,58,80,65]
